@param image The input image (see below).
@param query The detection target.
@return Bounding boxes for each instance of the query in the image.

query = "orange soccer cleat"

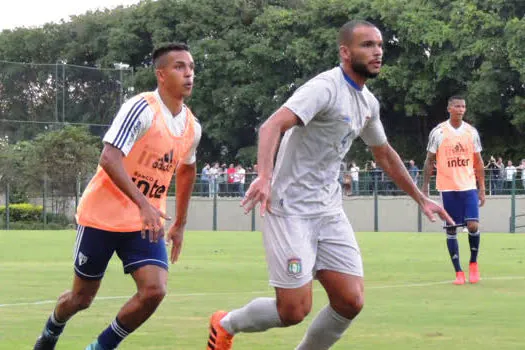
[469,262,480,284]
[453,271,466,285]
[207,311,234,350]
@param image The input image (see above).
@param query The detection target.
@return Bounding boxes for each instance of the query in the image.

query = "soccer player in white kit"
[206,20,453,350]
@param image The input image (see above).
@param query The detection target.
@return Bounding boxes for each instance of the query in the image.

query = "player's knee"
[467,221,479,233]
[446,228,457,236]
[277,301,311,326]
[334,292,364,319]
[138,284,167,308]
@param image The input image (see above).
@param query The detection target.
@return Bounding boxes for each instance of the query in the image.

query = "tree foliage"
[0,126,100,197]
[0,0,523,167]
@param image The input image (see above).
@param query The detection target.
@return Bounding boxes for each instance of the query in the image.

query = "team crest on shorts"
[287,258,302,276]
[78,252,88,266]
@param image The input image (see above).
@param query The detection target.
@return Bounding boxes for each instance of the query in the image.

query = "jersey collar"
[340,66,363,91]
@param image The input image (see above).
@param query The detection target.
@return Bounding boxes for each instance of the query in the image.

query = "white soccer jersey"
[103,90,202,164]
[270,66,387,217]
[426,120,482,154]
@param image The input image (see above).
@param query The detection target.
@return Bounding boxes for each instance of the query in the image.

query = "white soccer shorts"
[262,209,363,289]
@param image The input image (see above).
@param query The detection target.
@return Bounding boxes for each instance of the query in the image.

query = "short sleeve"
[103,95,153,155]
[283,77,335,125]
[359,98,387,146]
[181,120,202,165]
[472,128,482,153]
[426,126,443,154]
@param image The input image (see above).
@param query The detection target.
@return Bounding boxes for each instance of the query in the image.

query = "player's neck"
[448,118,463,129]
[157,87,184,116]
[341,64,366,89]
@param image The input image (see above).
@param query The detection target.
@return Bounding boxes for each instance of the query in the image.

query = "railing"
[189,169,525,197]
[2,169,525,231]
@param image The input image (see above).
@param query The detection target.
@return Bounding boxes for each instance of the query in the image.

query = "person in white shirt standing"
[505,160,517,193]
[237,164,246,197]
[349,161,360,196]
[206,20,452,350]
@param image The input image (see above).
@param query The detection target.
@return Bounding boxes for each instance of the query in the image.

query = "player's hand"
[241,176,272,216]
[420,196,455,226]
[139,202,171,243]
[166,222,184,263]
[479,190,486,207]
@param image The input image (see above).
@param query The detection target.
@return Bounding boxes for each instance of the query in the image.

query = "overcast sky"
[0,0,142,30]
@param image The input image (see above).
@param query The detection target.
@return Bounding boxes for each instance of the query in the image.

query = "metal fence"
[1,169,525,231]
[0,60,134,141]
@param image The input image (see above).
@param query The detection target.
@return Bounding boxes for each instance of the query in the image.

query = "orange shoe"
[207,311,234,350]
[469,262,480,284]
[453,271,466,285]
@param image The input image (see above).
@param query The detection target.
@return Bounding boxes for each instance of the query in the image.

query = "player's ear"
[339,45,351,61]
[155,69,165,83]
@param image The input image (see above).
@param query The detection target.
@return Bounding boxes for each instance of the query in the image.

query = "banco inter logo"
[447,157,470,168]
[132,173,167,199]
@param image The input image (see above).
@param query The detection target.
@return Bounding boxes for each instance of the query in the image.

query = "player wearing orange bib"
[422,96,485,285]
[33,43,201,350]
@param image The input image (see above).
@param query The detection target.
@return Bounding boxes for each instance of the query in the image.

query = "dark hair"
[448,95,465,104]
[338,20,377,46]
[152,43,190,68]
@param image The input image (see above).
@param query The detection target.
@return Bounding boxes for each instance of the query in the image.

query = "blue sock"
[468,231,480,263]
[43,311,66,338]
[446,234,462,272]
[97,318,131,350]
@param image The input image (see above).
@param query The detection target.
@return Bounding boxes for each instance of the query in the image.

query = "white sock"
[220,297,283,335]
[296,305,353,350]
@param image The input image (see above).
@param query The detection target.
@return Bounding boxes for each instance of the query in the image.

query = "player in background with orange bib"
[422,96,485,285]
[33,43,201,350]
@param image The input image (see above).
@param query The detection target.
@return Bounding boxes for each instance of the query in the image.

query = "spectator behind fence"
[201,163,210,197]
[209,162,220,197]
[408,159,419,186]
[485,156,501,195]
[367,160,383,194]
[518,159,525,190]
[350,161,360,195]
[496,157,504,193]
[236,164,246,197]
[226,164,235,195]
[504,160,516,193]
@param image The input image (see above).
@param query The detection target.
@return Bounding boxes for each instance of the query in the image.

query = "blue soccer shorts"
[73,225,168,280]
[441,189,479,226]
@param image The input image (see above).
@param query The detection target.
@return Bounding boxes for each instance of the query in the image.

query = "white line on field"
[1,275,524,308]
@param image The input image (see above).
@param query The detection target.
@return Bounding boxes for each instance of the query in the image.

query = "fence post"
[251,207,256,232]
[75,173,81,211]
[43,177,47,226]
[62,63,65,122]
[510,174,516,233]
[5,182,9,230]
[373,177,378,232]
[417,205,422,232]
[212,188,218,231]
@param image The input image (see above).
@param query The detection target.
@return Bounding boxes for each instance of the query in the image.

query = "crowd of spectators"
[193,157,525,197]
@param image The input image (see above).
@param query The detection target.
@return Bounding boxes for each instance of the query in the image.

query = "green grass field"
[1,230,525,350]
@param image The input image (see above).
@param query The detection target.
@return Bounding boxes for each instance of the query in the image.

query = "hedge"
[0,203,43,221]
[0,203,72,229]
